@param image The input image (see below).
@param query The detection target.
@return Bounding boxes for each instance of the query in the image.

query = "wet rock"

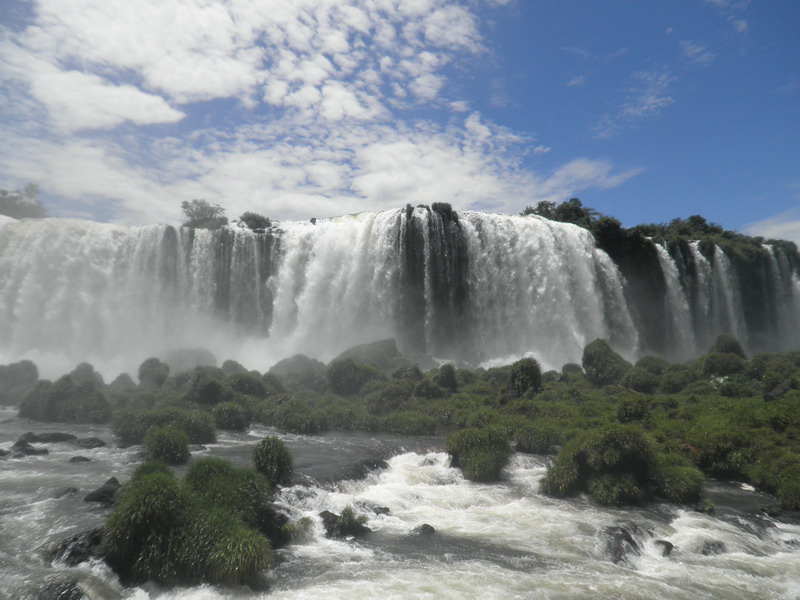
[53,487,79,499]
[73,437,106,449]
[69,456,91,463]
[0,448,8,457]
[761,505,800,525]
[19,431,77,443]
[319,509,371,539]
[604,524,645,564]
[258,505,292,549]
[84,477,120,505]
[0,359,38,405]
[49,529,104,566]
[11,440,48,455]
[655,540,674,556]
[411,524,436,536]
[354,501,390,516]
[268,354,327,392]
[337,457,390,481]
[331,339,409,372]
[700,540,726,555]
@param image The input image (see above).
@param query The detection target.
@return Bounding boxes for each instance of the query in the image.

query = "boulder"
[53,487,79,499]
[163,347,217,374]
[84,477,120,505]
[0,360,38,405]
[655,540,674,557]
[604,524,645,564]
[268,354,327,392]
[411,524,436,536]
[10,440,48,456]
[32,576,84,600]
[700,540,726,555]
[331,339,409,372]
[49,529,104,566]
[69,456,91,463]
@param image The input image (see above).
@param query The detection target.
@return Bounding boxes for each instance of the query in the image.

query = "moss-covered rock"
[582,339,631,387]
[446,426,512,482]
[144,426,190,465]
[253,437,294,487]
[507,357,542,397]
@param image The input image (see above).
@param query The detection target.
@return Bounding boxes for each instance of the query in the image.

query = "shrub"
[183,369,228,405]
[227,371,267,398]
[659,365,698,393]
[262,373,286,395]
[327,358,384,395]
[239,212,271,230]
[617,396,651,424]
[0,359,38,405]
[258,397,329,434]
[709,334,746,359]
[18,376,112,424]
[446,426,512,482]
[635,355,669,376]
[253,437,294,487]
[414,379,446,399]
[113,407,216,445]
[392,365,424,381]
[213,402,250,431]
[144,426,190,464]
[365,379,414,415]
[656,464,704,504]
[540,425,657,506]
[581,339,631,387]
[507,357,543,397]
[221,359,247,374]
[132,461,173,481]
[380,411,438,435]
[138,358,169,388]
[703,353,746,376]
[433,364,458,393]
[622,368,658,394]
[181,199,227,229]
[515,423,561,454]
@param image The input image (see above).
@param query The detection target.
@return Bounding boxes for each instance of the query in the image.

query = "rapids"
[2,408,798,600]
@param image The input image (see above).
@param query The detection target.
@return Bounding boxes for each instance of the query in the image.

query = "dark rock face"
[700,540,726,555]
[331,339,408,373]
[49,529,104,566]
[411,524,436,536]
[761,505,800,525]
[84,477,120,505]
[10,440,48,456]
[68,456,91,463]
[604,524,646,565]
[0,360,38,405]
[655,540,674,557]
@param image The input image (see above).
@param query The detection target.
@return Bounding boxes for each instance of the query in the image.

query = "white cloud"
[593,70,676,139]
[567,76,586,87]
[680,41,715,66]
[703,0,750,34]
[746,211,800,245]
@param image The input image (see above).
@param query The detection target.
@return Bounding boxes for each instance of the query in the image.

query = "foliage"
[582,339,631,387]
[239,212,271,230]
[227,371,268,398]
[616,395,651,424]
[181,199,228,229]
[212,401,250,431]
[507,357,543,397]
[144,426,190,464]
[138,358,169,388]
[709,334,746,359]
[622,368,658,394]
[113,407,216,445]
[257,396,330,434]
[18,375,111,424]
[634,355,669,376]
[326,357,385,395]
[703,352,746,376]
[433,364,458,393]
[183,368,229,405]
[514,423,561,454]
[446,426,512,482]
[253,437,294,487]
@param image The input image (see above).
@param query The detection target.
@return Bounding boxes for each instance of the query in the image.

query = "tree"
[0,184,48,219]
[181,199,228,229]
[239,211,271,230]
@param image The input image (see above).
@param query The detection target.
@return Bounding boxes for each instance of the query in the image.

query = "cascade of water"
[654,243,695,359]
[688,242,714,350]
[711,245,748,347]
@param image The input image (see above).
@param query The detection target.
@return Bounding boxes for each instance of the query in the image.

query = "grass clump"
[446,426,512,482]
[113,407,216,445]
[144,426,190,465]
[253,437,294,487]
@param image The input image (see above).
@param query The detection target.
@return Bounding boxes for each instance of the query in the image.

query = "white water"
[710,246,748,347]
[654,244,695,360]
[0,211,639,377]
[2,409,798,600]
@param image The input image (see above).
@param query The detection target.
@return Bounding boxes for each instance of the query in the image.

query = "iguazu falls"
[1,205,799,600]
[2,1,800,598]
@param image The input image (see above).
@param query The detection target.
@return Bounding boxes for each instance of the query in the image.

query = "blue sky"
[0,0,798,239]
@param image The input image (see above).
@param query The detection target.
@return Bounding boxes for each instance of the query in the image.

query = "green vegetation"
[180,199,228,229]
[253,437,294,487]
[103,454,281,587]
[239,212,271,230]
[144,426,190,464]
[446,426,512,482]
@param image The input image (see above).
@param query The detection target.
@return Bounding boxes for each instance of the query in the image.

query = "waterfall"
[2,210,800,377]
[654,243,695,360]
